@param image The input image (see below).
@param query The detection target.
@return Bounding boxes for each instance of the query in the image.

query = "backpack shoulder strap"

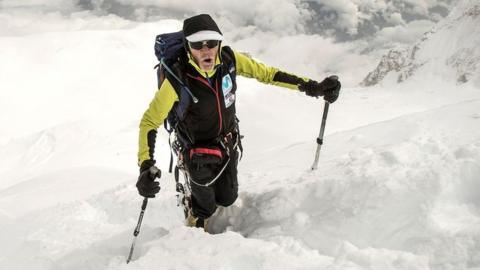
[220,46,237,83]
[164,61,185,96]
[221,46,236,72]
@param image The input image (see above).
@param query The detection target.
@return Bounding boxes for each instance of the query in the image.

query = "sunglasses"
[189,40,220,50]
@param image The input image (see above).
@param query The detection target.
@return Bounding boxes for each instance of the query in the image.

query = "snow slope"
[1,3,480,270]
[1,93,479,270]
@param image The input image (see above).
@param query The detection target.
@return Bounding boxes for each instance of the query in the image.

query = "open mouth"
[202,58,213,64]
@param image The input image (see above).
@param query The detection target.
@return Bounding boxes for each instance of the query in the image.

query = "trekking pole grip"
[141,197,148,209]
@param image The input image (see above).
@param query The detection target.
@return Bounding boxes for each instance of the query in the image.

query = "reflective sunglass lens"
[189,40,219,50]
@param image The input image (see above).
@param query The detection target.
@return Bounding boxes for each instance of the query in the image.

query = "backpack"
[153,31,236,129]
[154,31,198,122]
[153,31,241,173]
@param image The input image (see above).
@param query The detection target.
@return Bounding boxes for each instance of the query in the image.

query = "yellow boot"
[185,211,208,232]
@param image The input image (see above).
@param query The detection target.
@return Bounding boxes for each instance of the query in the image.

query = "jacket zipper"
[186,73,223,136]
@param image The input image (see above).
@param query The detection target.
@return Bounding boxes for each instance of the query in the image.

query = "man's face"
[188,40,219,72]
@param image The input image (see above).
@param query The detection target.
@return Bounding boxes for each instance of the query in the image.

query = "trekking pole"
[126,197,148,264]
[311,101,329,170]
[310,75,338,170]
[126,166,161,263]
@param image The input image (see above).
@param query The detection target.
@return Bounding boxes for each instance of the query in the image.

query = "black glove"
[299,76,341,103]
[136,160,162,198]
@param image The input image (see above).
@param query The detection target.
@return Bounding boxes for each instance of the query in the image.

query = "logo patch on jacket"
[222,74,235,108]
[222,74,233,94]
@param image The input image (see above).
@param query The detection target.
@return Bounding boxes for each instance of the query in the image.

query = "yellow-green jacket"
[138,46,310,166]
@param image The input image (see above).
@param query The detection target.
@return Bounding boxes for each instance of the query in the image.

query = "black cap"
[183,14,223,42]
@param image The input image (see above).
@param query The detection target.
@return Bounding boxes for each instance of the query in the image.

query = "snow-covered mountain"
[362,1,480,86]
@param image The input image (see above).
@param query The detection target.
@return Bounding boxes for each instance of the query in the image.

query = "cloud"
[307,0,454,38]
[387,12,406,25]
[373,19,435,47]
[0,0,315,36]
[0,0,454,39]
[0,0,455,86]
[0,0,80,14]
[82,0,314,34]
[310,0,361,34]
[226,31,375,86]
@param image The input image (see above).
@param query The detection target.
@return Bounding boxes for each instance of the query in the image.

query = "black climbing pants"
[184,140,239,219]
